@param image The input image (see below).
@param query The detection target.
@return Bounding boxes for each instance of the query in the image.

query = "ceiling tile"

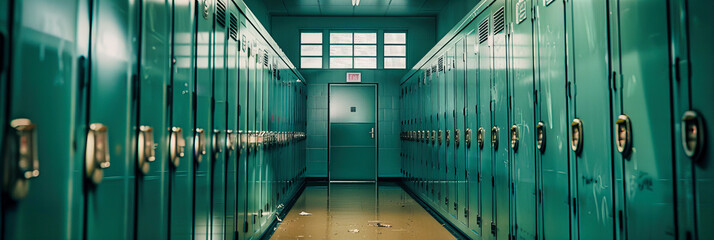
[282,0,320,6]
[421,0,448,11]
[320,5,354,15]
[354,0,390,6]
[352,5,388,15]
[285,4,322,15]
[388,0,426,6]
[319,0,354,6]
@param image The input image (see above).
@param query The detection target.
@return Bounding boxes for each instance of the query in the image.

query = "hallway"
[270,183,457,240]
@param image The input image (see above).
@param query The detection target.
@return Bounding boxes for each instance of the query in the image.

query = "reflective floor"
[270,183,457,240]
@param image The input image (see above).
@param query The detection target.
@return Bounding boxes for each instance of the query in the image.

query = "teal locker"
[0,0,6,229]
[2,0,83,238]
[565,0,615,239]
[608,0,675,239]
[534,0,571,239]
[508,0,538,238]
[464,19,482,235]
[257,48,267,228]
[169,0,197,239]
[445,49,457,218]
[193,0,214,238]
[437,60,448,214]
[671,0,714,238]
[246,26,258,237]
[454,37,468,226]
[428,71,436,204]
[211,0,228,238]
[136,0,172,238]
[476,13,495,239]
[490,4,510,239]
[255,45,266,230]
[225,5,240,240]
[238,13,249,239]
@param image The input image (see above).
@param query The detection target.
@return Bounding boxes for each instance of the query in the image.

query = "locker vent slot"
[478,19,489,43]
[438,57,444,72]
[493,7,505,34]
[229,13,238,41]
[264,50,269,67]
[431,65,437,74]
[216,0,227,28]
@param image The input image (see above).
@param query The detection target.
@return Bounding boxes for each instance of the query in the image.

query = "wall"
[272,16,436,177]
[436,0,482,39]
[242,0,271,31]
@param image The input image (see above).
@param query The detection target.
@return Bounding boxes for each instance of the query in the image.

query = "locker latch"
[465,128,472,148]
[86,123,110,184]
[226,130,237,153]
[510,125,519,152]
[491,127,499,149]
[446,130,451,146]
[477,127,485,149]
[615,115,632,158]
[431,130,436,144]
[571,119,583,154]
[455,129,460,147]
[536,122,546,153]
[138,126,155,174]
[195,128,207,163]
[438,130,443,145]
[169,127,186,168]
[681,111,705,159]
[2,118,39,200]
[213,129,224,159]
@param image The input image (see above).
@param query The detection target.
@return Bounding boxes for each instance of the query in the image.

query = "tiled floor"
[270,183,457,240]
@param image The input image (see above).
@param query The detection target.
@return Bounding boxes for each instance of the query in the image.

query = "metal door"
[210,0,228,238]
[534,0,571,239]
[445,49,458,218]
[465,19,482,234]
[490,5,510,239]
[671,0,714,238]
[246,27,259,236]
[237,13,249,239]
[454,38,468,225]
[2,0,84,238]
[224,5,240,240]
[328,84,377,182]
[476,14,495,240]
[609,0,675,239]
[169,0,196,238]
[194,0,214,238]
[508,0,537,238]
[566,0,615,239]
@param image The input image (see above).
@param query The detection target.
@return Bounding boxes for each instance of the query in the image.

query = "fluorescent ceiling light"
[352,0,360,6]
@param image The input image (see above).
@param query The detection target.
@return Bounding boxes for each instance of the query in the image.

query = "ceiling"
[262,0,449,17]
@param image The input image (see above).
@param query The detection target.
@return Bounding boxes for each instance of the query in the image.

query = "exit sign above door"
[346,72,362,82]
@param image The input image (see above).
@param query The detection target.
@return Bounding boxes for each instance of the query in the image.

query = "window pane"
[384,57,406,69]
[330,32,353,44]
[354,45,376,56]
[384,45,406,56]
[354,33,377,44]
[330,45,353,56]
[384,32,406,44]
[354,57,377,69]
[330,57,353,69]
[301,45,322,56]
[301,32,322,44]
[301,57,322,68]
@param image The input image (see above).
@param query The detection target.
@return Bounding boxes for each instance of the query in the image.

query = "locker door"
[445,49,458,218]
[194,0,214,238]
[454,38,468,225]
[246,28,258,237]
[0,0,6,228]
[225,6,240,240]
[565,0,614,239]
[258,49,267,227]
[238,14,249,239]
[465,21,481,234]
[136,0,172,238]
[437,60,448,214]
[534,0,571,239]
[490,5,510,239]
[509,0,537,238]
[210,0,229,238]
[169,0,197,239]
[609,0,675,239]
[256,46,266,228]
[672,0,714,238]
[476,14,495,239]
[2,0,83,239]
[428,72,436,204]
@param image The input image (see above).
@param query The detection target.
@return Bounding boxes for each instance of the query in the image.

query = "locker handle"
[536,122,546,153]
[491,127,499,149]
[510,125,519,152]
[455,129,460,147]
[438,130,443,145]
[615,115,632,158]
[169,127,185,168]
[431,130,436,144]
[86,123,110,184]
[194,128,207,164]
[571,119,583,154]
[681,110,705,159]
[225,130,236,152]
[369,128,375,139]
[465,128,472,148]
[446,130,451,146]
[2,118,39,200]
[137,126,155,174]
[477,127,485,149]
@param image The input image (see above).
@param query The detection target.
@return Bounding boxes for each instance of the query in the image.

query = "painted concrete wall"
[242,0,271,31]
[272,16,436,177]
[436,0,482,39]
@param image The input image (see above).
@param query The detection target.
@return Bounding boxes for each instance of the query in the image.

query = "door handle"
[86,123,110,184]
[3,119,39,200]
[138,126,155,174]
[169,127,185,168]
[681,111,704,159]
[369,127,375,139]
[194,128,207,164]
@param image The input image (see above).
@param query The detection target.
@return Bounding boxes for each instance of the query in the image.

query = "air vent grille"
[478,18,489,44]
[264,50,269,67]
[229,13,238,41]
[216,0,226,28]
[494,7,505,34]
[438,57,444,72]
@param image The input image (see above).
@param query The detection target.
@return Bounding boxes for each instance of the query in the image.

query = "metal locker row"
[0,0,307,239]
[399,0,712,239]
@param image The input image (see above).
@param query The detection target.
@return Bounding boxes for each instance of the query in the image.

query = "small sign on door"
[346,72,362,82]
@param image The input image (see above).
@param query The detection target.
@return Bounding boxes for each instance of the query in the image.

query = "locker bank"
[0,0,711,239]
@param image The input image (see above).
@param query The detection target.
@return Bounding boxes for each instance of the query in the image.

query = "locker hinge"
[533,90,538,104]
[477,216,482,226]
[492,176,495,187]
[611,71,618,91]
[538,189,542,203]
[572,198,577,215]
[464,208,469,218]
[511,182,515,194]
[491,221,496,235]
[244,221,248,232]
[566,81,572,99]
[674,57,682,82]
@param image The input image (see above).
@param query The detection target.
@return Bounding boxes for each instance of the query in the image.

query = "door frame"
[327,83,379,183]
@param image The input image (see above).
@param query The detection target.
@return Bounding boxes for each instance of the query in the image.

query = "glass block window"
[329,31,377,69]
[384,32,406,69]
[301,31,323,69]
